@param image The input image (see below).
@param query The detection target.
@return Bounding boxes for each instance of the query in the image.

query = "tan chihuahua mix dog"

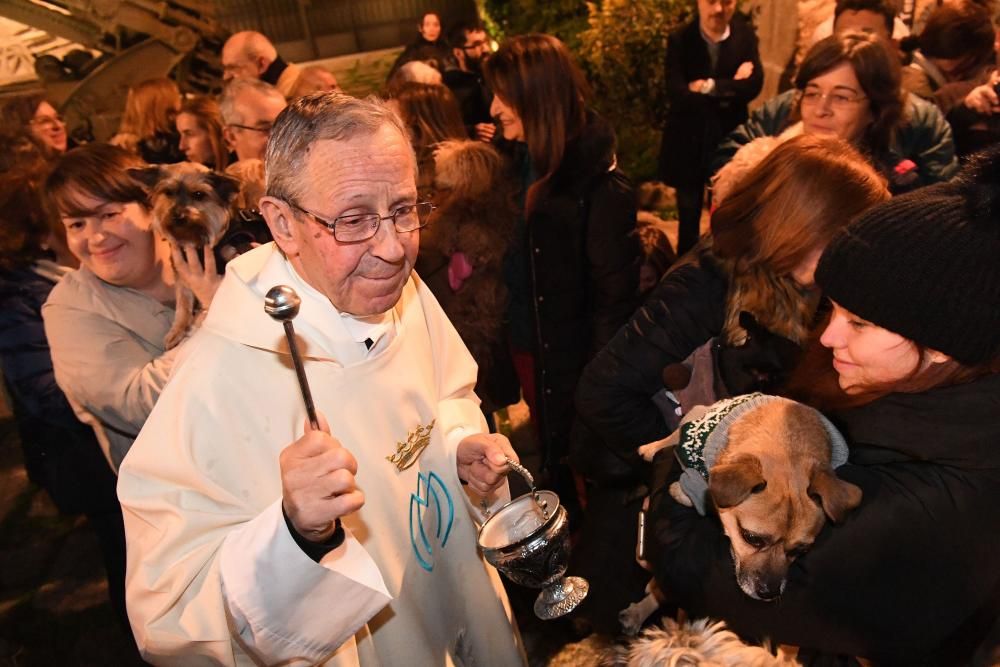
[130,162,240,348]
[640,394,862,601]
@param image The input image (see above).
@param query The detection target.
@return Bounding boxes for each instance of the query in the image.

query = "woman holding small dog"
[576,134,888,465]
[41,143,221,469]
[645,149,1000,664]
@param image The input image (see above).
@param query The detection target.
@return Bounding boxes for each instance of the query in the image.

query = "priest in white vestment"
[117,93,527,666]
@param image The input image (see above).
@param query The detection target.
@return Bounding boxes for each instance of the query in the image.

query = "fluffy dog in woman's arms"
[130,162,240,348]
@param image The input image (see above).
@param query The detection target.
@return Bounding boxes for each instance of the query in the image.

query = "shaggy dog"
[130,162,240,347]
[611,617,801,667]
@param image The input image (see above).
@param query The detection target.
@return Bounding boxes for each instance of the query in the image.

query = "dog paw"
[669,482,694,507]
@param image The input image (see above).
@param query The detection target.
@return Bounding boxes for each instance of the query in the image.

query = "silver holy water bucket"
[477,465,589,620]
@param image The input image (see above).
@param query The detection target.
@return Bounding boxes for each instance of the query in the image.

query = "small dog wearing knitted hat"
[639,394,862,601]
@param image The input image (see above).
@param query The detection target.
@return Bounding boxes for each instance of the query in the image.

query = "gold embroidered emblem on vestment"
[387,419,435,471]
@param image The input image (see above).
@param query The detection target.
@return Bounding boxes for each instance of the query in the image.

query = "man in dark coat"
[659,0,763,255]
[442,20,496,142]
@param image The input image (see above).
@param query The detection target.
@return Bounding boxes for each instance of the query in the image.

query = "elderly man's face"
[272,125,419,315]
[225,91,287,161]
[222,41,262,81]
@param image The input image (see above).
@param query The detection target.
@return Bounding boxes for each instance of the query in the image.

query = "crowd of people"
[0,1,999,665]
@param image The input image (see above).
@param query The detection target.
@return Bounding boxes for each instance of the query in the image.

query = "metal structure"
[0,0,225,140]
[0,0,476,141]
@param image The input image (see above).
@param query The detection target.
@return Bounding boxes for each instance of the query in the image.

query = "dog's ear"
[808,467,863,523]
[709,454,765,509]
[208,172,242,205]
[128,166,163,190]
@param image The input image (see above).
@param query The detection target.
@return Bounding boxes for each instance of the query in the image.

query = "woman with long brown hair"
[577,134,888,479]
[644,148,1000,665]
[574,133,889,633]
[482,33,642,505]
[176,95,230,170]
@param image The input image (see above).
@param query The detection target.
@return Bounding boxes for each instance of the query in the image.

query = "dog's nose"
[755,582,782,601]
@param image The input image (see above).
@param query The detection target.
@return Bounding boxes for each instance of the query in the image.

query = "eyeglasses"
[30,114,64,129]
[228,123,273,134]
[800,88,868,110]
[287,200,435,243]
[462,39,489,51]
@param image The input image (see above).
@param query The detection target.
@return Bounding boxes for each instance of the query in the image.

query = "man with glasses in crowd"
[443,21,496,142]
[220,78,287,163]
[117,93,526,666]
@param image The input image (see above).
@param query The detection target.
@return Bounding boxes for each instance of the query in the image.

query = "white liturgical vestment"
[117,244,525,666]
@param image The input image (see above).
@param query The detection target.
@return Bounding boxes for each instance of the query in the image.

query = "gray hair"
[219,78,285,126]
[265,92,415,202]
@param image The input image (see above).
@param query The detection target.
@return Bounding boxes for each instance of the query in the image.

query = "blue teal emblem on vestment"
[409,471,454,572]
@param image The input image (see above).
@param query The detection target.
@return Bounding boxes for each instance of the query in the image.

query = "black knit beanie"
[815,149,1000,365]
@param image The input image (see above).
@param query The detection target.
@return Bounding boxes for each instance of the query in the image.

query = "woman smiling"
[41,144,219,469]
[713,31,958,193]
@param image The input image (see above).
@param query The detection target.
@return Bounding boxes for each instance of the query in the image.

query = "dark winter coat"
[442,68,493,133]
[711,90,959,193]
[508,113,642,467]
[658,14,764,191]
[647,372,1000,665]
[575,248,728,476]
[0,264,118,514]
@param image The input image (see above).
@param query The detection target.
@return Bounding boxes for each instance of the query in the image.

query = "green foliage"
[479,0,589,48]
[576,0,695,181]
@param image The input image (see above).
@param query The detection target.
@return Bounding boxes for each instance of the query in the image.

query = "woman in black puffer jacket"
[483,34,642,502]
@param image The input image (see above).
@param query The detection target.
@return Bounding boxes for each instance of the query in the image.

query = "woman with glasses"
[41,144,219,470]
[712,31,958,193]
[0,93,68,158]
[482,33,641,527]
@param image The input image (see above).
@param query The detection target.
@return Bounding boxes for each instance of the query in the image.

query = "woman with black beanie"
[645,147,1000,665]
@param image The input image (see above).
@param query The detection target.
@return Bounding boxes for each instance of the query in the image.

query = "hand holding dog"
[457,433,517,496]
[280,410,364,543]
[964,80,1000,115]
[172,244,222,308]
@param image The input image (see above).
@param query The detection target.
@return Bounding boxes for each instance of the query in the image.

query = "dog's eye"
[191,191,206,200]
[787,545,810,559]
[750,482,766,494]
[740,529,768,549]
